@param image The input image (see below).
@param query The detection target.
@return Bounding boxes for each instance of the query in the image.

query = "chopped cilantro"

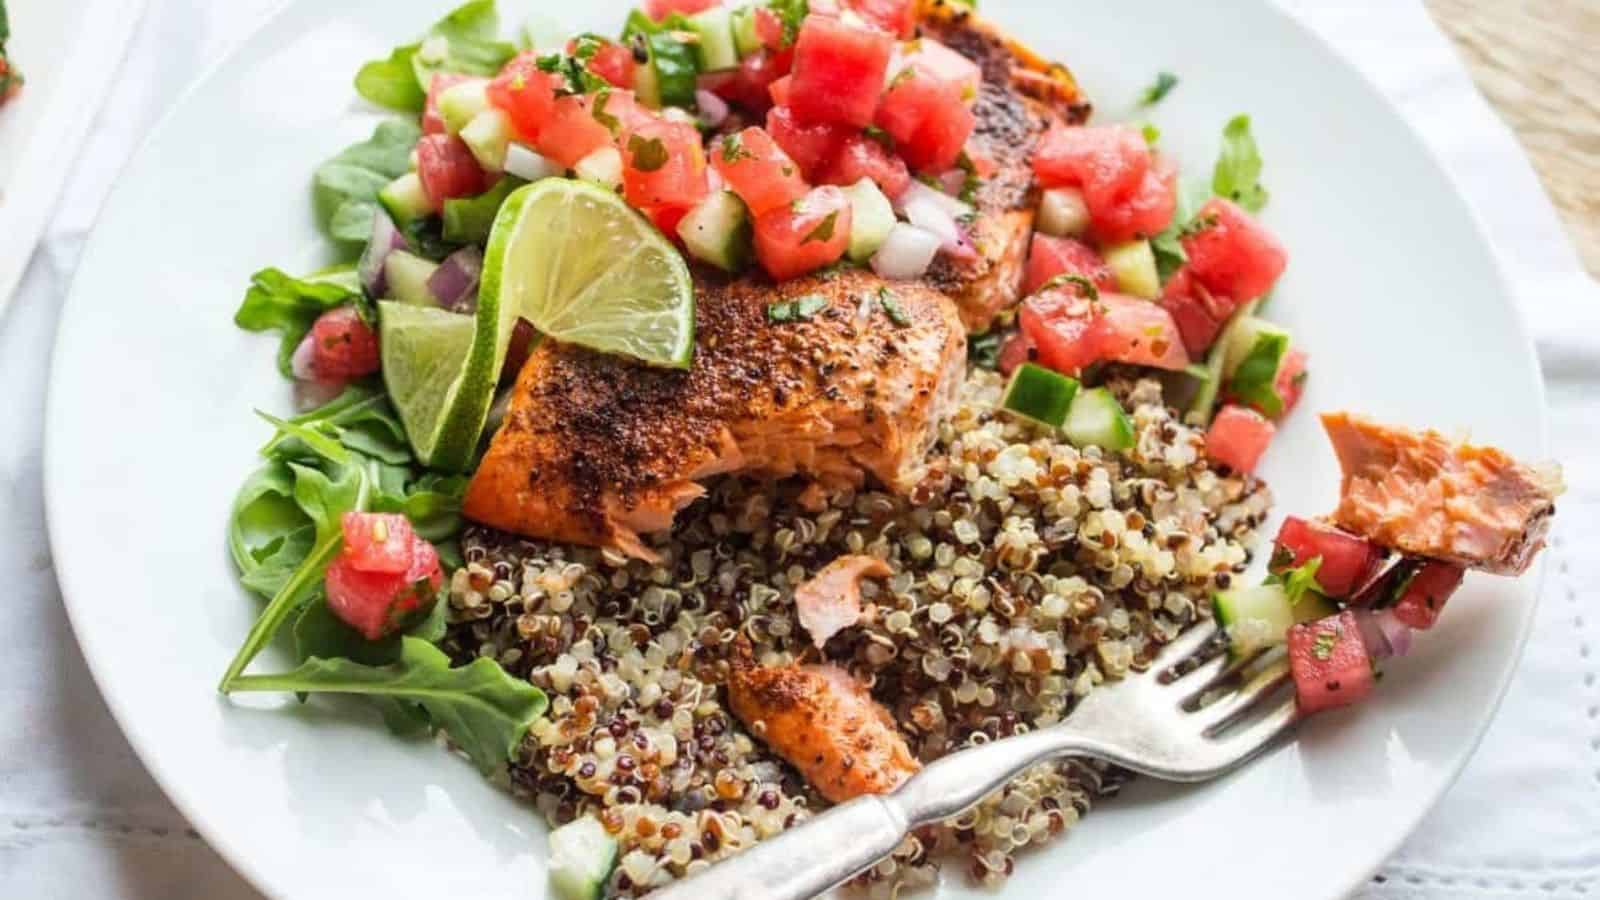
[1178,213,1220,238]
[766,0,808,44]
[968,331,1002,370]
[803,211,839,243]
[592,89,621,133]
[768,294,828,323]
[1226,331,1289,417]
[627,134,669,172]
[720,133,753,163]
[1140,71,1179,106]
[878,287,910,326]
[1039,273,1099,301]
[1141,122,1161,146]
[1213,114,1269,212]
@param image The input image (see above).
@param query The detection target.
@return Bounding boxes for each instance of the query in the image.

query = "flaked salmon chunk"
[1321,412,1564,575]
[462,269,966,560]
[727,641,920,803]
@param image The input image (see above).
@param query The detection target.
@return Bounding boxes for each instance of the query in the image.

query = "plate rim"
[41,1,1551,897]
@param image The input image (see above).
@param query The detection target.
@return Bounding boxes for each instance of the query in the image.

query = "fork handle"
[645,729,1083,900]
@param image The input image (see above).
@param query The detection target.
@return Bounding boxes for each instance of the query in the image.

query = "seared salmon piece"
[917,0,1090,333]
[1321,412,1564,575]
[727,641,920,803]
[462,269,965,560]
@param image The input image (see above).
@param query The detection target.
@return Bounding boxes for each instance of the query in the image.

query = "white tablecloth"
[2,1,1596,897]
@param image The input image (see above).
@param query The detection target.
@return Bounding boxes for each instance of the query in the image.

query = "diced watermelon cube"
[1018,287,1108,375]
[1270,516,1384,598]
[621,118,710,211]
[712,127,808,217]
[1031,124,1150,216]
[753,185,853,280]
[1098,295,1190,371]
[874,63,973,173]
[416,134,490,207]
[816,134,911,199]
[1182,197,1288,302]
[487,53,560,142]
[534,93,614,169]
[754,7,788,50]
[766,104,850,178]
[1160,267,1237,357]
[715,48,793,113]
[1091,153,1178,243]
[768,74,794,107]
[788,16,894,127]
[325,533,443,641]
[1391,560,1466,630]
[1023,234,1115,297]
[304,306,380,381]
[643,0,721,19]
[844,0,917,38]
[1205,404,1276,474]
[340,512,415,574]
[1289,610,1376,715]
[891,38,981,102]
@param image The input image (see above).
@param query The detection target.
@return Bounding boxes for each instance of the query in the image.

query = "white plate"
[44,1,1547,898]
[0,0,145,312]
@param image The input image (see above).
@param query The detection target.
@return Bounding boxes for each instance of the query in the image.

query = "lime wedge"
[377,179,694,472]
[482,179,694,368]
[378,301,479,468]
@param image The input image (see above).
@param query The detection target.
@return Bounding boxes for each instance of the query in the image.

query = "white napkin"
[1,1,1595,897]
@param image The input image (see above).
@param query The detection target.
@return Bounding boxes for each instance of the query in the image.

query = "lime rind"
[378,179,695,472]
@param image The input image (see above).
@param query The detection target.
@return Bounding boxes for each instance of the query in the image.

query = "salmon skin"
[462,269,966,560]
[1321,412,1564,575]
[726,640,920,803]
[916,0,1090,334]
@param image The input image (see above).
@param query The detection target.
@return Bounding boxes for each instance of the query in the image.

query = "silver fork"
[644,623,1298,900]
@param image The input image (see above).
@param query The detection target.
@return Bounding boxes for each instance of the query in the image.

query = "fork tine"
[1153,622,1220,671]
[1210,696,1298,767]
[1167,649,1229,694]
[1193,664,1291,735]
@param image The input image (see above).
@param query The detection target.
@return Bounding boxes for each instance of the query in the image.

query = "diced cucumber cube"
[1036,187,1089,238]
[437,78,490,135]
[378,172,434,228]
[459,108,513,173]
[677,191,752,272]
[504,142,562,182]
[841,178,895,263]
[731,6,763,58]
[1105,240,1160,300]
[548,817,619,900]
[1215,583,1294,660]
[1185,299,1260,424]
[383,250,440,307]
[1063,387,1135,451]
[1221,316,1291,381]
[574,146,623,190]
[688,6,739,71]
[1001,363,1079,429]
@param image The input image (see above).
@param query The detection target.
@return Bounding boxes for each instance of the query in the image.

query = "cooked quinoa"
[441,370,1271,896]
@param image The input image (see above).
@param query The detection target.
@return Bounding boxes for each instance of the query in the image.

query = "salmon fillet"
[794,554,892,649]
[1321,412,1564,575]
[917,0,1090,333]
[727,641,920,803]
[462,269,966,559]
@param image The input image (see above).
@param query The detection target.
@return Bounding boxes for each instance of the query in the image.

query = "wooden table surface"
[1426,0,1600,277]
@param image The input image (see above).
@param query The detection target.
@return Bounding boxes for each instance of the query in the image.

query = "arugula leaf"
[645,31,700,108]
[375,473,467,542]
[352,0,515,113]
[1213,114,1268,213]
[1266,557,1326,607]
[1185,298,1260,424]
[355,44,425,111]
[1149,229,1186,283]
[233,268,361,378]
[228,637,548,773]
[228,462,314,597]
[1139,71,1179,106]
[293,598,436,736]
[1226,330,1289,417]
[443,176,526,245]
[312,119,421,247]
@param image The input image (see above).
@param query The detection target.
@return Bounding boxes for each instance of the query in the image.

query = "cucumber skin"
[688,7,739,71]
[841,179,895,263]
[677,191,752,272]
[548,817,619,900]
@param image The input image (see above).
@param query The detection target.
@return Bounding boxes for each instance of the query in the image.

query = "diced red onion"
[294,377,346,411]
[695,90,729,129]
[289,332,318,381]
[504,142,561,182]
[937,168,966,197]
[870,223,942,280]
[1355,609,1413,660]
[428,246,484,313]
[894,179,973,221]
[697,70,737,94]
[357,210,408,298]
